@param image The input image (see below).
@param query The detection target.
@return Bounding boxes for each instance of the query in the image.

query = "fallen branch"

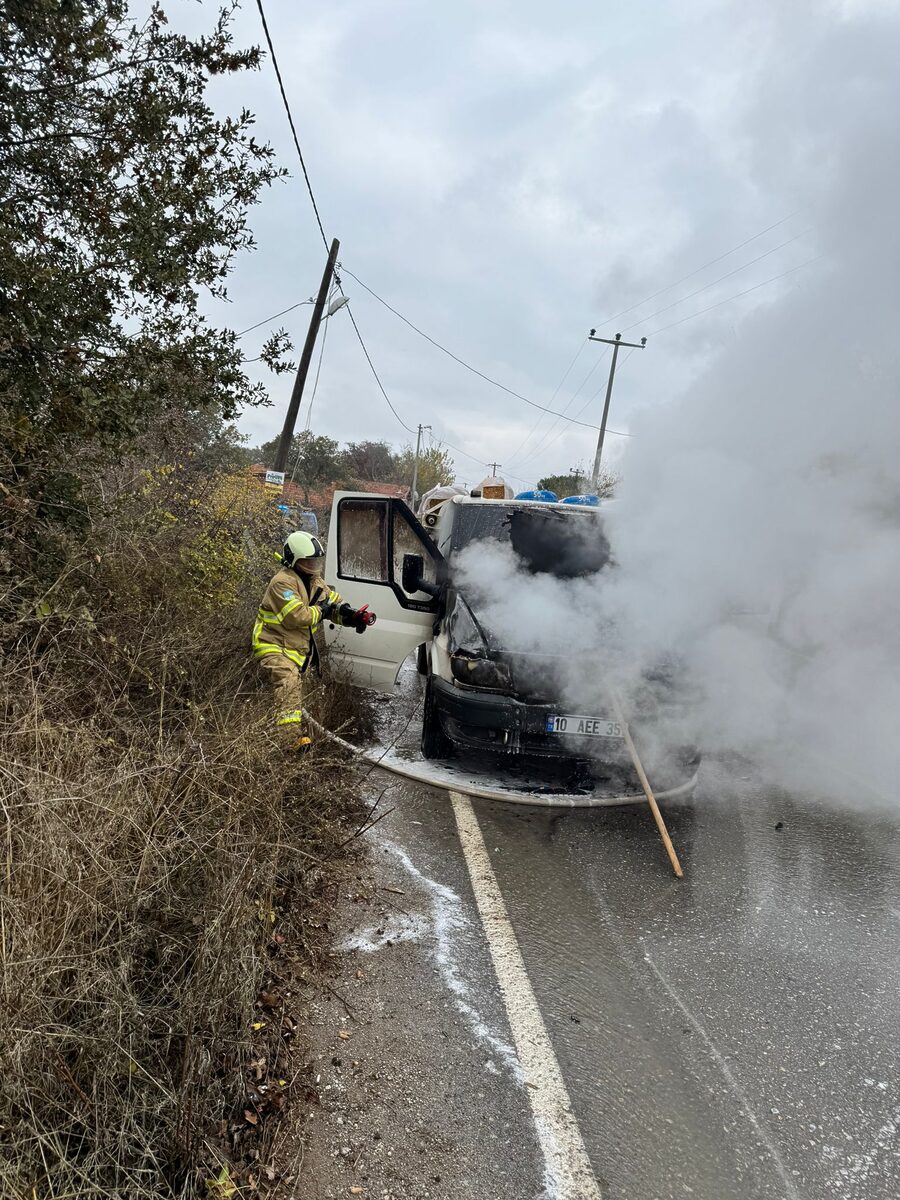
[608,688,684,878]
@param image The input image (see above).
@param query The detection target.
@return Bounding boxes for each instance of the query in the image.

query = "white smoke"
[456,2,900,807]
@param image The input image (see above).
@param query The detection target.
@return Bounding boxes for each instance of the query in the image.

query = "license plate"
[545,714,624,739]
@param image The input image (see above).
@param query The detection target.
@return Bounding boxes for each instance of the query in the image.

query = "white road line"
[450,790,602,1200]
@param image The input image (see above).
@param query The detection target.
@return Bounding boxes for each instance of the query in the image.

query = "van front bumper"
[430,676,701,786]
[432,675,563,755]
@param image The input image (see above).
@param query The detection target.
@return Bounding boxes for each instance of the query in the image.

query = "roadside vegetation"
[248,430,456,505]
[0,3,367,1194]
[537,466,618,498]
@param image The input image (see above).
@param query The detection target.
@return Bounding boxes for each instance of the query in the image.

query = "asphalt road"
[328,674,900,1199]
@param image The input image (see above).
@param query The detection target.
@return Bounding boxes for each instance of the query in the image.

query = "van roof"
[452,495,609,513]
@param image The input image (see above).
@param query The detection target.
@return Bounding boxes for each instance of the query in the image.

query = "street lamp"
[325,294,350,318]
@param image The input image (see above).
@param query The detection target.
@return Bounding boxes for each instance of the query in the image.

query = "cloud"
[184,0,891,502]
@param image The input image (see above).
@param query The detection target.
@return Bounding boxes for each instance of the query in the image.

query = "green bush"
[0,454,368,1197]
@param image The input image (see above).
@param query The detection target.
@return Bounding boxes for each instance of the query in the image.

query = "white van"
[324,491,699,790]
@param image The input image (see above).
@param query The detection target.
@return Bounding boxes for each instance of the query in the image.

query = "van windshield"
[451,504,611,578]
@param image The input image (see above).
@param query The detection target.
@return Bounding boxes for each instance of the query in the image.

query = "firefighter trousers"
[257,654,304,740]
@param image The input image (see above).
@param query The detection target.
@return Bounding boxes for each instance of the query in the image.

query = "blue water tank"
[560,494,601,507]
[514,489,559,503]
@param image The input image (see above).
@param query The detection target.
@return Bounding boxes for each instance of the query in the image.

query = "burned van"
[323,491,699,793]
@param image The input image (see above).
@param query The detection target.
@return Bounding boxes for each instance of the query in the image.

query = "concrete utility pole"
[410,423,431,510]
[488,462,501,477]
[587,330,646,488]
[273,237,340,474]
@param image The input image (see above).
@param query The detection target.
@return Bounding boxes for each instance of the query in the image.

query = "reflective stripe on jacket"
[252,568,343,669]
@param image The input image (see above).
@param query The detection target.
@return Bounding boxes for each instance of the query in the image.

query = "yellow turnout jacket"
[252,567,342,671]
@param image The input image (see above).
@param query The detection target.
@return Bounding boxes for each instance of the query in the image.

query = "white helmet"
[282,530,325,572]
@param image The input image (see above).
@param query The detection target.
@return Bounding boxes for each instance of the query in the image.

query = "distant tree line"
[537,465,618,498]
[249,431,455,499]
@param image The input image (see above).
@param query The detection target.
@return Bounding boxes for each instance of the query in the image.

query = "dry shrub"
[0,455,367,1197]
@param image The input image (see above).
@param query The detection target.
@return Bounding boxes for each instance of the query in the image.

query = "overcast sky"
[193,0,884,488]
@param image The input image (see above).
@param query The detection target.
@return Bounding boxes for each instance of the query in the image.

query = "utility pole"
[488,462,501,477]
[587,330,646,488]
[273,237,340,474]
[410,423,431,510]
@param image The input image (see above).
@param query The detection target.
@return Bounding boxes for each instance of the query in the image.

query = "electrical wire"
[254,0,425,443]
[434,436,488,472]
[521,349,638,466]
[254,0,329,253]
[648,255,824,336]
[301,288,333,438]
[594,210,803,326]
[527,253,822,465]
[344,306,416,435]
[507,345,611,469]
[341,267,610,432]
[504,337,589,465]
[616,229,811,334]
[237,299,314,338]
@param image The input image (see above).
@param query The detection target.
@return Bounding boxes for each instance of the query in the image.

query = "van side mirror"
[401,552,441,598]
[402,552,424,594]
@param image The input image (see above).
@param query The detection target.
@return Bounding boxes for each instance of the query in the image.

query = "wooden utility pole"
[273,237,340,474]
[587,330,646,488]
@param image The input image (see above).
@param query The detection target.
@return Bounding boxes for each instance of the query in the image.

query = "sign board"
[264,468,285,498]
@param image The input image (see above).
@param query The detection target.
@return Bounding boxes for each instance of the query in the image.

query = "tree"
[392,443,455,494]
[537,465,617,498]
[338,440,397,481]
[0,0,283,507]
[251,430,341,499]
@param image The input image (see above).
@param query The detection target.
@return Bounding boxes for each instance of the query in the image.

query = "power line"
[437,437,488,472]
[508,345,611,469]
[617,229,810,334]
[595,210,803,326]
[504,338,589,465]
[523,254,822,465]
[255,0,329,252]
[301,284,334,437]
[237,298,314,338]
[345,307,416,435]
[254,0,423,444]
[648,255,824,336]
[341,267,610,432]
[520,350,638,467]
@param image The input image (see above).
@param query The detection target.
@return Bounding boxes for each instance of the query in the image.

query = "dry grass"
[0,459,372,1198]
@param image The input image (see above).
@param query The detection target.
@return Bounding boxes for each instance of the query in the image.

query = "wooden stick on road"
[608,688,684,879]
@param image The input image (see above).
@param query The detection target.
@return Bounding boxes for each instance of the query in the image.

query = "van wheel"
[416,642,428,675]
[421,675,452,760]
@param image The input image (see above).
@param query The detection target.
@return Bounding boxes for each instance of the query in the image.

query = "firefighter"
[252,530,374,751]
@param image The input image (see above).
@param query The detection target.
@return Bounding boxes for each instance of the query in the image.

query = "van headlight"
[450,653,511,691]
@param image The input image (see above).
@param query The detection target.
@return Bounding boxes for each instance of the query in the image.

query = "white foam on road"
[334,912,426,954]
[374,836,522,1078]
[304,710,696,809]
[829,1105,900,1196]
[449,790,602,1200]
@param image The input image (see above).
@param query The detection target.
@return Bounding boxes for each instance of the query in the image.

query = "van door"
[324,492,443,692]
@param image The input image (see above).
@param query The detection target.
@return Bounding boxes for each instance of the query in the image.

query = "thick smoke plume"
[457,3,900,807]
